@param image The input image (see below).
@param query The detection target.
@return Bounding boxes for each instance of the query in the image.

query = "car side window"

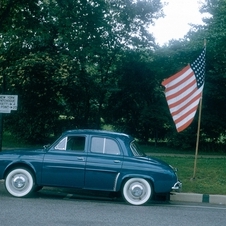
[54,136,85,151]
[55,137,67,150]
[91,137,120,155]
[66,136,85,151]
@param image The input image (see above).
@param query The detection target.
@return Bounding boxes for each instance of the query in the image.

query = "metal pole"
[192,40,206,179]
[192,97,203,179]
[0,72,6,151]
[0,113,3,151]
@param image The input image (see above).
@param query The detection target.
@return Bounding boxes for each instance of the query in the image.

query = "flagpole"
[192,39,206,179]
[192,96,203,179]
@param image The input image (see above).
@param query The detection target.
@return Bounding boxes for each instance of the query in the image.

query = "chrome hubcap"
[130,184,143,197]
[13,175,26,189]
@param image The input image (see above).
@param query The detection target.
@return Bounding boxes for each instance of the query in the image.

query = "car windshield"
[130,140,146,157]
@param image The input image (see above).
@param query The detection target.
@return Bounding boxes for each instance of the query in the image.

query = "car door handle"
[77,157,85,161]
[114,160,121,163]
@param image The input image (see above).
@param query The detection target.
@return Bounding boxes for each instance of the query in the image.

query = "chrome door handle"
[77,157,85,161]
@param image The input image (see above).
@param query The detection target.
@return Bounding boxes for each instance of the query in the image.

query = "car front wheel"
[5,168,34,197]
[122,178,152,205]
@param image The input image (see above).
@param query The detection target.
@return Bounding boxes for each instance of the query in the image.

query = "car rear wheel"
[5,168,34,197]
[122,178,152,205]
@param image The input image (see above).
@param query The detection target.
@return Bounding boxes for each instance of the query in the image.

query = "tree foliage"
[1,0,226,151]
[200,0,226,141]
[156,0,226,150]
[1,0,164,143]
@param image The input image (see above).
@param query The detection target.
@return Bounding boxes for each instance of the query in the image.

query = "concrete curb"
[170,192,226,205]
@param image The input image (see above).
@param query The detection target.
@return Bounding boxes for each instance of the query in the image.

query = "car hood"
[0,148,46,155]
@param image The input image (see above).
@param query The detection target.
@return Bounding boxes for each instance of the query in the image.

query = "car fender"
[115,173,155,192]
[3,160,38,182]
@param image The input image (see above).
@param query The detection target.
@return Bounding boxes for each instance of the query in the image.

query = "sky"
[151,0,206,46]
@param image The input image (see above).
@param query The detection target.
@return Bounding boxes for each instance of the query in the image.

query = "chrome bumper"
[171,181,182,191]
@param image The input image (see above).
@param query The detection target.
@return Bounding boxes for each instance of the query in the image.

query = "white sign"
[0,95,18,113]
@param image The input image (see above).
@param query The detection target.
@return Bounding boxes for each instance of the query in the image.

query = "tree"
[152,0,226,150]
[189,0,226,147]
[104,50,168,143]
[1,0,164,143]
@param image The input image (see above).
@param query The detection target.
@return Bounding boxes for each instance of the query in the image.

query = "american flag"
[161,48,206,132]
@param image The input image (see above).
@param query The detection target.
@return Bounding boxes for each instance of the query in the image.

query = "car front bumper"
[171,181,182,191]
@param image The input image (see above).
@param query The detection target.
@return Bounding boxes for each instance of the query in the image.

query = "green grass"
[142,144,226,195]
[152,155,226,195]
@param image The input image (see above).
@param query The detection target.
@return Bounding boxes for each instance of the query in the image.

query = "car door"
[84,136,123,191]
[41,135,87,188]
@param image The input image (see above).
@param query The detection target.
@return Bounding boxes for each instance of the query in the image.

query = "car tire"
[122,178,152,205]
[5,168,34,197]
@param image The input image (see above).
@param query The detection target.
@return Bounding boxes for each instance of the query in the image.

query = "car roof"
[62,129,133,140]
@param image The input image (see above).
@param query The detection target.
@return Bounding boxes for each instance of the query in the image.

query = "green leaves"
[3,0,226,150]
[0,0,164,143]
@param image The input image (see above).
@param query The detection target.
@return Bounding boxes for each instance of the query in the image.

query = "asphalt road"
[0,181,225,226]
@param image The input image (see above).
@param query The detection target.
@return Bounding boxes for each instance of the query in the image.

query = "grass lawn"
[142,144,226,195]
[152,155,226,195]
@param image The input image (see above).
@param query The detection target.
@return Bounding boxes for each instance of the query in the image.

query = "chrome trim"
[171,181,182,191]
[113,173,120,191]
[169,165,178,172]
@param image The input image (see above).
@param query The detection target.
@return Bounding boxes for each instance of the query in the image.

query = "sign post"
[0,95,18,151]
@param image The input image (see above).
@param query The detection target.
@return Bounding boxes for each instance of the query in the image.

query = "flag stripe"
[171,92,202,118]
[162,65,191,87]
[166,76,196,99]
[177,119,193,132]
[173,98,200,122]
[161,48,205,132]
[166,80,197,105]
[169,85,203,114]
[164,68,194,93]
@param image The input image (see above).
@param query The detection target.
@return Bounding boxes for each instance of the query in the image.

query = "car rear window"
[130,141,145,157]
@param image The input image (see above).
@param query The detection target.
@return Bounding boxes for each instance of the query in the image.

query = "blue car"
[0,130,181,205]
